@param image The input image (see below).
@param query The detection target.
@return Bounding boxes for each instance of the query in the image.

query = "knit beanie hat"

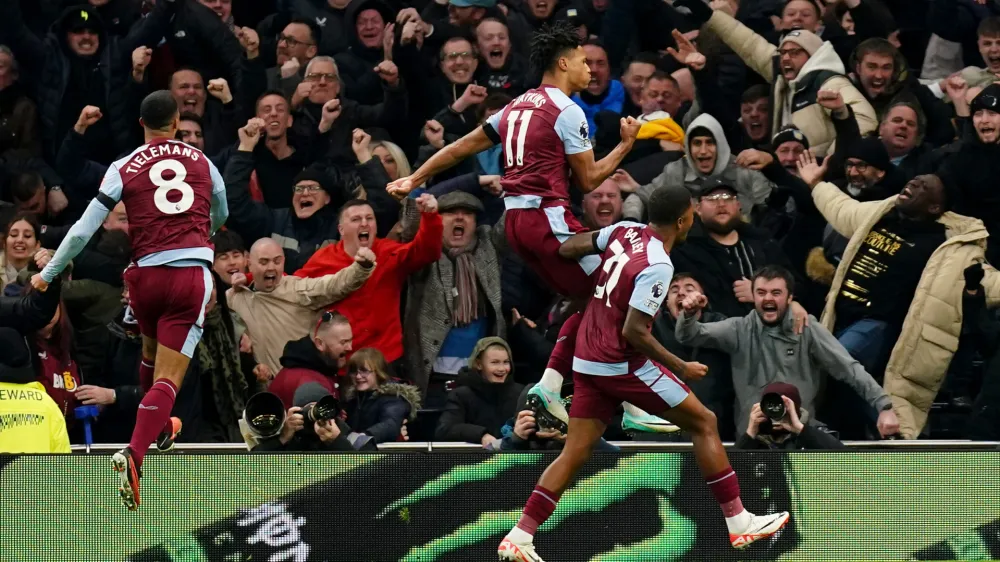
[771,125,809,150]
[970,83,1000,115]
[292,166,336,195]
[780,29,823,56]
[844,136,891,171]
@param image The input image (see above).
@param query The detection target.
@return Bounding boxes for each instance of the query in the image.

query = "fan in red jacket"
[294,194,443,369]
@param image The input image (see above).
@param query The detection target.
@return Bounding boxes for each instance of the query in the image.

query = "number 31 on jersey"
[594,240,630,306]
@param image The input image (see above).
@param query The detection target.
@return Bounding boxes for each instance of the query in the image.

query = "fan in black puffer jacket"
[0,1,179,163]
[434,337,523,446]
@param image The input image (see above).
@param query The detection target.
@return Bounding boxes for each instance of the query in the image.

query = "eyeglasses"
[277,34,314,48]
[778,47,807,58]
[844,160,869,172]
[293,184,323,194]
[304,72,338,83]
[701,192,738,202]
[352,368,375,376]
[443,51,475,62]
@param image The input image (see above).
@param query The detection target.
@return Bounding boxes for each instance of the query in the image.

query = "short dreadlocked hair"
[530,21,582,75]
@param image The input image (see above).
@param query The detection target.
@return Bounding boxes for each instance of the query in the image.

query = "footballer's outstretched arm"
[558,221,645,260]
[405,127,496,189]
[38,165,122,284]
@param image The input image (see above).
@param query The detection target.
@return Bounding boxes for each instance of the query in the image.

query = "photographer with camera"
[253,382,374,452]
[736,382,845,450]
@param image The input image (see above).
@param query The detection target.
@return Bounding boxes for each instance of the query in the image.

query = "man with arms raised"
[32,91,228,511]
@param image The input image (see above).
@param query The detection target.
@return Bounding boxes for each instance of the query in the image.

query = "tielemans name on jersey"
[123,143,201,175]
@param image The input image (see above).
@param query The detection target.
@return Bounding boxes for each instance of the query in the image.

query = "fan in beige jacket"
[703,10,877,157]
[798,157,1000,438]
[228,237,376,376]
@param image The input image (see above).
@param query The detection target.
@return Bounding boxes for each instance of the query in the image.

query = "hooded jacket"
[269,335,341,410]
[704,10,877,156]
[675,304,891,437]
[622,114,774,221]
[0,1,177,161]
[434,366,524,443]
[937,119,1000,265]
[333,0,392,106]
[810,181,1000,438]
[343,381,421,443]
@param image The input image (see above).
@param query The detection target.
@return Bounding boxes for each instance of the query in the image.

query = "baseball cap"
[293,382,333,408]
[66,8,101,33]
[780,29,823,56]
[696,177,739,198]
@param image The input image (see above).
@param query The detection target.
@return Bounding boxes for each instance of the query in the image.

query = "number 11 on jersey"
[505,110,534,167]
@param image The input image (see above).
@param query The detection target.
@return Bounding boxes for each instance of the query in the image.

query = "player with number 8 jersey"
[34,91,228,514]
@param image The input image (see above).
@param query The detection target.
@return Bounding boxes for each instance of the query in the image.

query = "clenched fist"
[318,99,343,133]
[280,57,301,79]
[237,118,266,151]
[374,60,399,86]
[355,246,377,268]
[620,116,641,143]
[131,47,152,80]
[207,78,233,104]
[415,193,438,213]
[237,26,260,58]
[74,106,103,134]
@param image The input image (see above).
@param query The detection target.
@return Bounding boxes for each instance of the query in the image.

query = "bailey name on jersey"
[123,143,201,175]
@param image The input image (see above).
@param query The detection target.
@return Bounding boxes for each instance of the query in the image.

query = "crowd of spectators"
[2,0,1000,454]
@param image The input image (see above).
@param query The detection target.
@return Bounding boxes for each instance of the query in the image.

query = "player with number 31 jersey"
[34,91,227,514]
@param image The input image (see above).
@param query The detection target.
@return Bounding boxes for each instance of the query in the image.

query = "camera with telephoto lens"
[300,395,340,424]
[760,392,787,422]
[243,391,287,438]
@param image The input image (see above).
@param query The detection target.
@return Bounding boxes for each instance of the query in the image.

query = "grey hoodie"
[675,308,891,436]
[622,114,774,221]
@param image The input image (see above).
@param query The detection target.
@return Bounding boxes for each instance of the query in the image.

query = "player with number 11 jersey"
[35,91,227,513]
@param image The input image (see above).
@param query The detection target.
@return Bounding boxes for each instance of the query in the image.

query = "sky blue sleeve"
[554,103,593,155]
[628,262,674,316]
[484,109,503,132]
[40,200,111,282]
[208,160,228,234]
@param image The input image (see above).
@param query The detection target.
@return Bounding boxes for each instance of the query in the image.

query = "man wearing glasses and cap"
[0,0,179,163]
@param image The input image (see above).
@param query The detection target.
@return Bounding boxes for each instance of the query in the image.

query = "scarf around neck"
[446,239,480,326]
